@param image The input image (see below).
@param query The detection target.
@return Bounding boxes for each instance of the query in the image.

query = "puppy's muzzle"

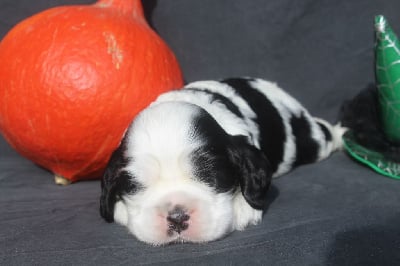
[167,205,190,234]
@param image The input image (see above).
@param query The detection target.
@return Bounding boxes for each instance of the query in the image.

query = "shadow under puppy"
[100,77,343,245]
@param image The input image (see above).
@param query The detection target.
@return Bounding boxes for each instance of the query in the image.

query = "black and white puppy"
[100,77,343,245]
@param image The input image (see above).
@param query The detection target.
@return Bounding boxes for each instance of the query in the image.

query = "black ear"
[229,136,272,210]
[100,169,134,223]
[100,144,135,223]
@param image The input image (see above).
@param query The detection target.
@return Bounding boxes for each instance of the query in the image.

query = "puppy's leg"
[232,191,263,230]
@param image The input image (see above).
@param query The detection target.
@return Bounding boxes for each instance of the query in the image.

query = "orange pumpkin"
[0,0,183,184]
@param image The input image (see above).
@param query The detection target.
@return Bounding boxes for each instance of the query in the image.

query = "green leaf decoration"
[342,131,400,179]
[375,15,400,143]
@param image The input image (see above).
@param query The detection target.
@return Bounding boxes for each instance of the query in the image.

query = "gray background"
[1,0,400,265]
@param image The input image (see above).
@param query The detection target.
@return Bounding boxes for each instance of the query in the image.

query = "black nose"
[167,206,190,234]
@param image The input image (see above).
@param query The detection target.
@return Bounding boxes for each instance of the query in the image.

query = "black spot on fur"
[221,78,285,174]
[190,109,240,193]
[317,122,332,142]
[191,108,273,209]
[290,112,319,166]
[185,87,244,119]
[100,134,138,223]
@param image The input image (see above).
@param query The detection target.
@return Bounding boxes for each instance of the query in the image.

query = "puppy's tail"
[331,123,348,151]
[314,118,347,156]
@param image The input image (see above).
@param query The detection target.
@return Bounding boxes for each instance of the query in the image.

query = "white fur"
[114,183,235,245]
[232,192,263,230]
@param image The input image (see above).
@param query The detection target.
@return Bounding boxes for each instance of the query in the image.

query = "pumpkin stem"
[95,0,145,20]
[54,175,72,186]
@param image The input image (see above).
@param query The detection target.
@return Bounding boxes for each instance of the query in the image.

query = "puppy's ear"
[229,136,272,210]
[100,145,135,223]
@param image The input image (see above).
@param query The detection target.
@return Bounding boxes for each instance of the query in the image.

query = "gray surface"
[1,0,400,265]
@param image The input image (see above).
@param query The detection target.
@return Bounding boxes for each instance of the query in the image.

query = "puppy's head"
[100,102,271,245]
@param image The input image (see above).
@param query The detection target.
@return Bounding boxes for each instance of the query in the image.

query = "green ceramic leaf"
[342,131,400,179]
[375,15,400,143]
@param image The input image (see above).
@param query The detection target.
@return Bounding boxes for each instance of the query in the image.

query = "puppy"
[100,77,343,245]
